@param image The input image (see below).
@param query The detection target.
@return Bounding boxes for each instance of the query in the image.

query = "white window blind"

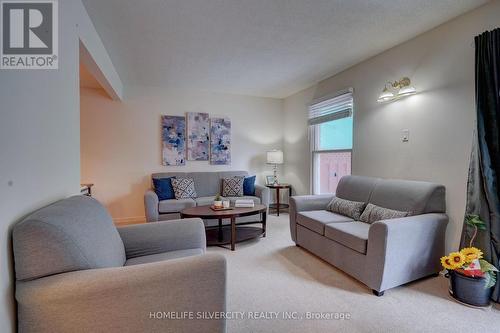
[308,89,353,125]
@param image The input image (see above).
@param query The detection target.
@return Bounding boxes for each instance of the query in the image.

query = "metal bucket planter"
[448,271,492,307]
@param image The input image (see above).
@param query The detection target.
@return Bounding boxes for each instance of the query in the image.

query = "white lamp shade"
[267,150,284,164]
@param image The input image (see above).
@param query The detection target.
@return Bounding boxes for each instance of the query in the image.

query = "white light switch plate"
[401,129,409,142]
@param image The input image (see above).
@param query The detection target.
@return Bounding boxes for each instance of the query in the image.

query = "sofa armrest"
[289,194,334,242]
[366,213,448,292]
[118,218,206,259]
[255,184,270,207]
[144,190,159,222]
[16,253,226,333]
[290,194,334,212]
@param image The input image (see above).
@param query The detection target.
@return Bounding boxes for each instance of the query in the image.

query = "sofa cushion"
[159,198,196,213]
[327,196,366,220]
[336,175,380,203]
[218,170,248,179]
[153,176,176,200]
[296,210,353,235]
[368,178,445,214]
[195,196,224,206]
[171,178,197,199]
[124,248,204,266]
[243,175,256,195]
[12,196,126,281]
[359,203,410,224]
[152,172,187,179]
[222,176,244,197]
[186,172,220,197]
[218,171,248,192]
[225,196,261,205]
[152,171,249,198]
[324,222,370,254]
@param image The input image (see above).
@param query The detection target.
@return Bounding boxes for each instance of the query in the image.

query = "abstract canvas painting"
[210,117,231,165]
[161,115,186,166]
[186,112,210,160]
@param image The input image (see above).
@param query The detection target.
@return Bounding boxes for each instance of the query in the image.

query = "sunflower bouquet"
[440,215,498,289]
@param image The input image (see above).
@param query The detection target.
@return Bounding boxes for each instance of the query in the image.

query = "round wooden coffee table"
[180,204,267,251]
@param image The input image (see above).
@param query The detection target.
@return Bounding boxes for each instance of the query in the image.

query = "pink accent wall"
[80,86,283,222]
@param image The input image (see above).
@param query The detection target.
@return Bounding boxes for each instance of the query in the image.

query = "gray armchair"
[13,195,226,333]
[289,175,448,295]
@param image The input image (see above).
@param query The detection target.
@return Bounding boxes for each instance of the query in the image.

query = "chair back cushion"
[368,178,446,215]
[13,196,126,281]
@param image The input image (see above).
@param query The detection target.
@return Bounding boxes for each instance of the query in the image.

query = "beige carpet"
[208,213,500,333]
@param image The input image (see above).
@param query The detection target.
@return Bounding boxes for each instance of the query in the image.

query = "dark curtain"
[462,28,500,302]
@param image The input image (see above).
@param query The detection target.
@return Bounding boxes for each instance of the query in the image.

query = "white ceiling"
[82,0,488,98]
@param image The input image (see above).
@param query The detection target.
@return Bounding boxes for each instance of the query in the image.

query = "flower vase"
[449,270,492,307]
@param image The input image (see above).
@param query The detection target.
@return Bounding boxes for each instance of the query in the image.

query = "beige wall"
[283,0,500,253]
[81,86,283,223]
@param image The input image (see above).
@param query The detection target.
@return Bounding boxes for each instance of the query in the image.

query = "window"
[309,89,353,195]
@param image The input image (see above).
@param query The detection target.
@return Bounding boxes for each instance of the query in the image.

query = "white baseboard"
[114,216,146,225]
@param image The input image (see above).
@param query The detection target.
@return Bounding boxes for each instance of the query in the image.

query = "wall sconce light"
[377,77,417,103]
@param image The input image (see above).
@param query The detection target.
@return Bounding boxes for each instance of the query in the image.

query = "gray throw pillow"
[327,197,367,221]
[222,176,244,197]
[359,203,410,224]
[171,178,197,199]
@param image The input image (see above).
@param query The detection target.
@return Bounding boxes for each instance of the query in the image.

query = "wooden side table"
[266,184,292,216]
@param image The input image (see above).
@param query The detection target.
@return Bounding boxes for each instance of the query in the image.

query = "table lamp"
[266,150,284,185]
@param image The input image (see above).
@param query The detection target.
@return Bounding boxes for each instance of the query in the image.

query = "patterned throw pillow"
[359,203,410,224]
[222,176,244,197]
[327,197,367,220]
[171,178,197,199]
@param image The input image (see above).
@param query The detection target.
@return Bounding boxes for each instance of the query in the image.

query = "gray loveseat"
[145,171,270,224]
[13,195,226,333]
[289,175,448,296]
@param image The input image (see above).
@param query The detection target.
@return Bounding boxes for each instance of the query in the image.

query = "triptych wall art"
[161,115,186,166]
[210,117,231,165]
[186,112,210,161]
[161,113,231,166]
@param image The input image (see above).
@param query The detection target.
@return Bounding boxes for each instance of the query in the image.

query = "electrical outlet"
[401,129,409,142]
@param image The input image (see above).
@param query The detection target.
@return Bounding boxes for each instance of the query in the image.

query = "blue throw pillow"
[243,175,256,196]
[153,177,176,200]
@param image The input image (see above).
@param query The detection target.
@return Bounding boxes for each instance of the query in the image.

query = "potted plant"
[213,194,223,208]
[441,214,498,307]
